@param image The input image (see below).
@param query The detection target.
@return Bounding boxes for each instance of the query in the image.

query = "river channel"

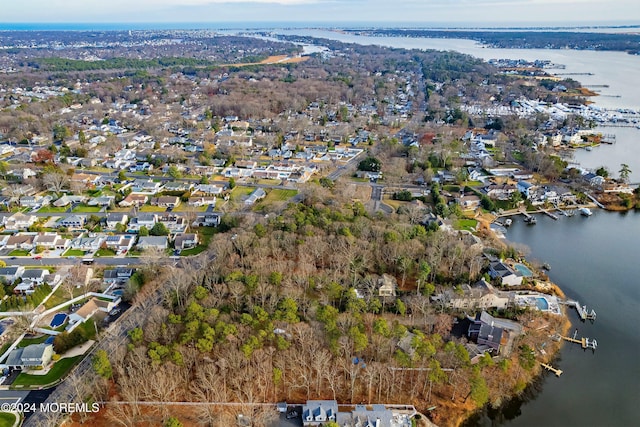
[274,29,640,426]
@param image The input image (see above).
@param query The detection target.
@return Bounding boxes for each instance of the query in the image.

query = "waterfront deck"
[561,300,597,321]
[561,335,598,350]
[541,362,563,377]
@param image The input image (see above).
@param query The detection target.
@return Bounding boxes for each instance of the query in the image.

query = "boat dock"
[560,335,598,350]
[541,363,563,376]
[562,300,597,321]
[543,210,559,220]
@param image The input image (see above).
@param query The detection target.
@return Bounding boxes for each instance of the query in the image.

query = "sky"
[2,0,639,27]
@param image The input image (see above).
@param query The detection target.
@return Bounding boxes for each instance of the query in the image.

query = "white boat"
[504,218,512,227]
[580,207,592,216]
[585,146,593,151]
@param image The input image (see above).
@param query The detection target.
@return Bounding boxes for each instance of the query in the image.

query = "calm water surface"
[464,212,640,427]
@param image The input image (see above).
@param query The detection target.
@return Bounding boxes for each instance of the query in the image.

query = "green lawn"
[180,245,207,256]
[173,204,207,213]
[95,248,116,257]
[37,206,69,213]
[63,249,85,257]
[443,185,461,193]
[72,205,102,213]
[262,188,298,203]
[455,218,478,232]
[76,318,97,340]
[0,412,16,427]
[44,287,76,309]
[18,335,51,348]
[230,186,255,202]
[8,249,30,256]
[139,205,167,212]
[12,355,82,387]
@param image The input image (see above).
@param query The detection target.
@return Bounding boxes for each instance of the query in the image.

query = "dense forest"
[91,190,565,427]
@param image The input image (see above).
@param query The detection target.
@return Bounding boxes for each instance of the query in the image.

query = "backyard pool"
[50,313,68,328]
[514,263,533,277]
[535,297,550,311]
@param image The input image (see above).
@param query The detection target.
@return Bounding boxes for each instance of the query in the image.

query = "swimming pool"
[514,263,533,277]
[50,313,68,328]
[535,297,550,311]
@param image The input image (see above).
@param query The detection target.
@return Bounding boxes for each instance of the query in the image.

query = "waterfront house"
[468,311,523,356]
[517,181,536,200]
[431,279,511,310]
[489,261,523,287]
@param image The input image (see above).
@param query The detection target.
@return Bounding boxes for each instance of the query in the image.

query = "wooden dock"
[543,210,559,220]
[562,300,597,321]
[541,363,563,376]
[560,335,598,350]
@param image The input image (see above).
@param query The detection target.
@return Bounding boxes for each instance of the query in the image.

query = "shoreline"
[452,219,575,427]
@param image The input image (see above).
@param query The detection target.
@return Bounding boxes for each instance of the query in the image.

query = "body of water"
[469,212,640,427]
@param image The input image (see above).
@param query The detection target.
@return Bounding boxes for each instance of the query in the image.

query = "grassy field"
[63,249,85,257]
[72,205,102,213]
[230,186,255,202]
[12,355,82,387]
[173,204,208,213]
[95,248,116,257]
[8,249,30,256]
[455,218,479,232]
[262,189,298,203]
[0,412,16,427]
[37,206,68,213]
[139,205,167,212]
[44,286,81,309]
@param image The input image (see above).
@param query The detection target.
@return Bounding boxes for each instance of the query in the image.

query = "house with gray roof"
[302,400,338,426]
[136,236,168,250]
[56,215,87,230]
[5,343,54,370]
